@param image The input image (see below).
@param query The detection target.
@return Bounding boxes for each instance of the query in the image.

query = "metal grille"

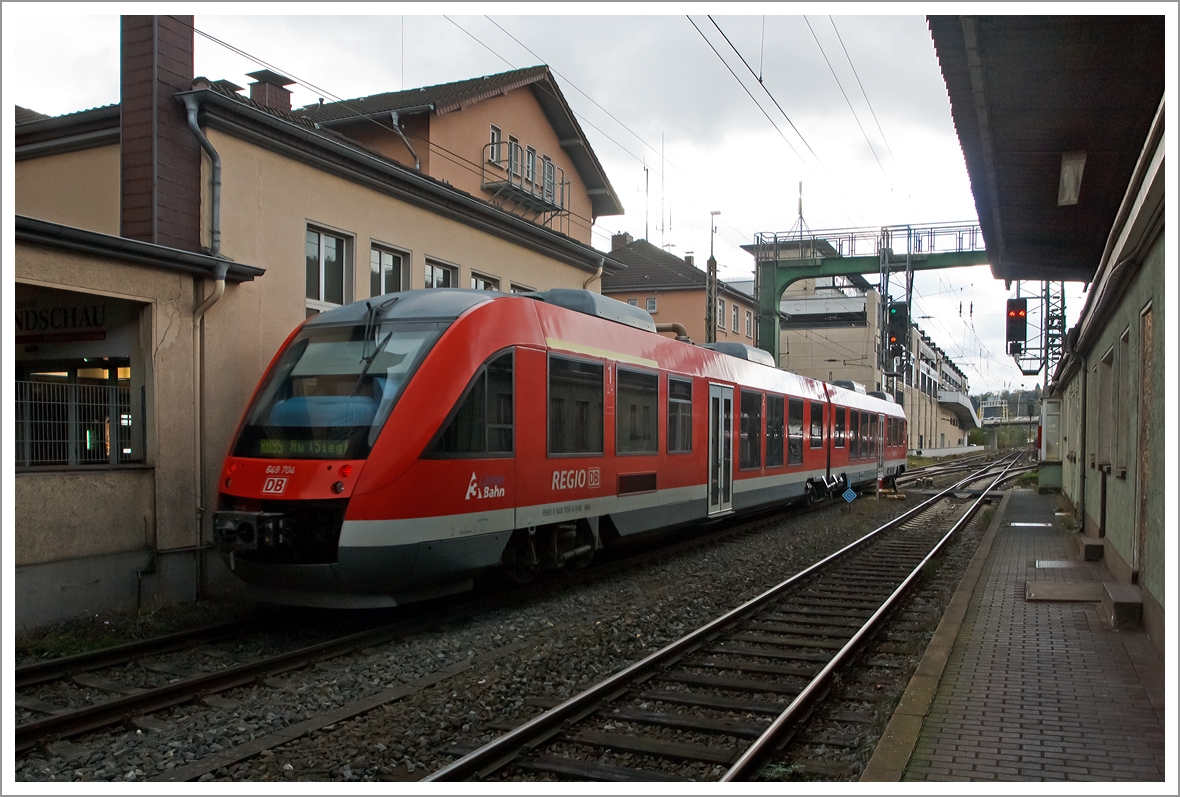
[15,380,145,467]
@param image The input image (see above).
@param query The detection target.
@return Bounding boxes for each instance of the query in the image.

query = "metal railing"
[754,221,985,262]
[481,141,569,214]
[15,380,146,467]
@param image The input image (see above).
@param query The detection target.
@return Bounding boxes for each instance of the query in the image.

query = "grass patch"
[907,455,935,469]
[16,598,260,662]
[1014,470,1039,488]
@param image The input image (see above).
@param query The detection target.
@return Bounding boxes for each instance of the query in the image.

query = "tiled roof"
[602,238,706,290]
[298,66,550,123]
[15,105,51,124]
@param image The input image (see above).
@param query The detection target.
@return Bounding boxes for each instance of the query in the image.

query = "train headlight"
[331,481,345,494]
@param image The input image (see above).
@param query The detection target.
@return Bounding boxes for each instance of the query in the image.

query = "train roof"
[303,290,494,327]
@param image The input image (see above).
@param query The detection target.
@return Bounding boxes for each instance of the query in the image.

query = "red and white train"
[214,289,907,607]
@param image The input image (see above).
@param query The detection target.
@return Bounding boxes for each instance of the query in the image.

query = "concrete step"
[1077,535,1105,561]
[1102,582,1143,628]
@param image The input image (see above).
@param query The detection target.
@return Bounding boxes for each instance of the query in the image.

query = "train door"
[708,384,733,514]
[876,412,886,483]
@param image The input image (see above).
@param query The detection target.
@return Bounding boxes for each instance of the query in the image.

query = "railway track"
[425,454,1020,782]
[14,474,878,760]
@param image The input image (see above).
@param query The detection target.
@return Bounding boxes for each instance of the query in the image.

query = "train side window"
[834,406,845,448]
[869,414,878,457]
[739,390,762,469]
[859,412,870,459]
[430,351,514,456]
[617,368,658,454]
[765,394,785,467]
[667,377,693,453]
[848,410,859,460]
[548,356,604,455]
[809,401,823,448]
[787,398,804,466]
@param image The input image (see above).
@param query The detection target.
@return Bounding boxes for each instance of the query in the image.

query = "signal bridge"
[745,222,989,364]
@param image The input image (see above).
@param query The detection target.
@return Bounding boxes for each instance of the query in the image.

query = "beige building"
[601,234,760,345]
[13,16,623,627]
[773,278,978,453]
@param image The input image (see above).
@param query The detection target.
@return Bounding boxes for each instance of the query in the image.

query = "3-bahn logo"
[465,473,506,500]
[551,467,601,490]
[261,477,288,495]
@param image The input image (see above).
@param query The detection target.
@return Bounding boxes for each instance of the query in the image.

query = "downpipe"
[582,257,604,290]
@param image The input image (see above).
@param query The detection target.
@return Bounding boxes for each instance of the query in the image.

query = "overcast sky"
[6,6,1121,395]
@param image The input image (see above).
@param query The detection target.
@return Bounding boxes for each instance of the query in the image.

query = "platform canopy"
[928,16,1164,284]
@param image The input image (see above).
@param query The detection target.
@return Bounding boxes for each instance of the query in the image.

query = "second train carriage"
[213,289,906,606]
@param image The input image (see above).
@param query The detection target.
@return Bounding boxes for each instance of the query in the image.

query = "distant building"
[601,234,759,345]
[760,276,979,452]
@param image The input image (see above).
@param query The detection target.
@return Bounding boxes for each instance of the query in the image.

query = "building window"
[1097,346,1113,467]
[526,146,537,184]
[370,246,405,298]
[471,272,499,291]
[717,299,725,334]
[306,227,350,314]
[431,351,514,456]
[15,286,148,468]
[510,283,535,294]
[425,260,456,289]
[667,378,692,453]
[739,390,762,469]
[508,135,520,176]
[732,304,739,333]
[765,394,784,467]
[548,355,603,455]
[617,368,658,454]
[646,297,657,313]
[1116,328,1130,473]
[627,298,638,307]
[489,125,502,166]
[745,310,753,338]
[542,156,555,202]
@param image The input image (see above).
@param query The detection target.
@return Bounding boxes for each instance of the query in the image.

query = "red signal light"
[339,464,353,478]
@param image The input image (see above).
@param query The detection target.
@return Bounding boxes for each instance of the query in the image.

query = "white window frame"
[425,258,458,290]
[627,298,638,307]
[732,303,739,333]
[489,125,503,166]
[646,297,657,313]
[525,146,537,183]
[369,243,408,298]
[508,135,520,177]
[306,225,353,315]
[717,299,725,334]
[542,155,555,201]
[471,271,500,291]
[510,282,535,294]
[745,309,753,338]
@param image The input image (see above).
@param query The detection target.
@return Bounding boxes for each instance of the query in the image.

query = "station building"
[929,15,1165,653]
[13,15,623,627]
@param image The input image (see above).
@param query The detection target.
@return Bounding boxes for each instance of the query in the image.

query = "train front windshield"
[233,321,444,460]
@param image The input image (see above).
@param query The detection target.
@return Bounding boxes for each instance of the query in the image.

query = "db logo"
[587,468,601,488]
[261,477,288,495]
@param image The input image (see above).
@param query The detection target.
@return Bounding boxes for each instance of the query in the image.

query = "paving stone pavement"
[903,490,1165,782]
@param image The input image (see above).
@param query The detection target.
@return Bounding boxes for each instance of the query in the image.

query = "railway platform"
[862,488,1167,782]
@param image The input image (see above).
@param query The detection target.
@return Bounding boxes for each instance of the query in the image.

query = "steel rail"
[423,454,1018,781]
[721,454,1021,780]
[16,617,268,689]
[15,601,492,753]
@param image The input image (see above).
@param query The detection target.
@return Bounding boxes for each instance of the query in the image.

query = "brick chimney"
[611,232,633,251]
[247,69,296,113]
[120,15,201,251]
[684,253,695,267]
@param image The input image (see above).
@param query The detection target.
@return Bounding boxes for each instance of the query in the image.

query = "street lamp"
[707,211,720,343]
